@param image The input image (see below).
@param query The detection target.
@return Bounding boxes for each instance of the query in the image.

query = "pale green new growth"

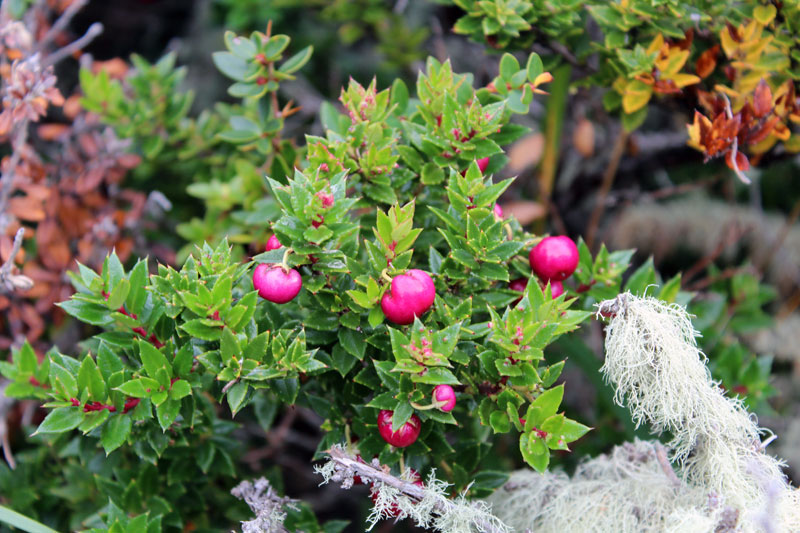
[487,293,800,533]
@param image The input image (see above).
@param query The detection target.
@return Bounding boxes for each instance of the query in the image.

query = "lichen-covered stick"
[316,445,510,533]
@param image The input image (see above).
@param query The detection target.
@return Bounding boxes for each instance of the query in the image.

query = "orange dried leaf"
[752,79,772,118]
[507,133,545,172]
[725,150,750,171]
[695,45,719,79]
[572,118,595,157]
[9,197,46,222]
[37,123,69,141]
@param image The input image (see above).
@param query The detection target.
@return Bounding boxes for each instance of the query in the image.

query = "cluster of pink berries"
[251,160,578,452]
[510,235,579,302]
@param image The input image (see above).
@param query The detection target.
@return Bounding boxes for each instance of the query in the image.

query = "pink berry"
[477,157,490,173]
[380,269,436,325]
[377,410,421,448]
[509,277,528,305]
[316,191,334,208]
[529,236,579,282]
[509,278,528,293]
[548,280,564,299]
[433,384,456,412]
[493,203,504,220]
[253,264,302,304]
[265,234,282,251]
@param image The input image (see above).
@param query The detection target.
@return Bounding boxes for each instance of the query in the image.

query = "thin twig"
[0,381,15,469]
[0,122,29,231]
[324,447,509,533]
[777,285,800,320]
[585,127,628,250]
[721,94,750,185]
[42,22,103,67]
[654,442,682,489]
[757,197,800,276]
[231,477,297,533]
[0,227,32,293]
[686,265,758,292]
[34,0,89,52]
[221,378,239,394]
[682,223,750,283]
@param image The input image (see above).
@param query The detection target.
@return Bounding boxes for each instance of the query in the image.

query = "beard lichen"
[486,293,799,533]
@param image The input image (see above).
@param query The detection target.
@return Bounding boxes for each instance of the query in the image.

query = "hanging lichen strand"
[485,293,800,533]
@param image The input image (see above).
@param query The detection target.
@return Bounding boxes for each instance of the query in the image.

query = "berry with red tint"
[477,157,490,173]
[377,409,421,448]
[493,203,504,220]
[380,269,436,325]
[548,280,564,299]
[529,236,579,282]
[433,384,456,412]
[265,234,282,251]
[253,263,302,304]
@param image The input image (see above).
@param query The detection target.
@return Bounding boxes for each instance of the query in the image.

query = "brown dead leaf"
[92,58,129,80]
[752,79,773,118]
[695,45,719,79]
[572,119,595,157]
[37,123,69,141]
[502,201,546,225]
[62,94,82,119]
[9,196,45,222]
[507,133,545,172]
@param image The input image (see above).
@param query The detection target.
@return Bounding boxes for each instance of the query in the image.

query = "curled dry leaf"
[573,118,595,157]
[507,132,544,172]
[502,201,546,225]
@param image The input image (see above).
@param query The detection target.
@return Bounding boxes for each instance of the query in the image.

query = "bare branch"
[35,0,90,52]
[321,446,510,533]
[585,127,629,250]
[43,22,103,67]
[0,380,16,469]
[231,477,298,533]
[721,94,751,185]
[0,121,29,232]
[0,227,32,293]
[654,442,682,489]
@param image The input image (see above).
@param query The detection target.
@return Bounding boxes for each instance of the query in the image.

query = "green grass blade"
[0,505,59,533]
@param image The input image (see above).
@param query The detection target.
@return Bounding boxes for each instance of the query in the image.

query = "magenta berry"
[433,384,456,412]
[253,264,302,304]
[509,278,528,293]
[380,269,436,325]
[548,280,564,299]
[377,410,421,448]
[493,203,504,220]
[509,277,528,305]
[477,157,490,173]
[265,234,282,252]
[529,236,579,282]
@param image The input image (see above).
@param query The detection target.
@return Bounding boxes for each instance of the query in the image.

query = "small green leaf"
[35,407,82,434]
[138,340,171,379]
[156,399,181,431]
[169,379,192,401]
[279,45,313,74]
[227,382,249,415]
[101,414,132,454]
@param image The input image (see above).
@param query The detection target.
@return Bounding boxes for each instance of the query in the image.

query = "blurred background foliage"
[1,0,799,531]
